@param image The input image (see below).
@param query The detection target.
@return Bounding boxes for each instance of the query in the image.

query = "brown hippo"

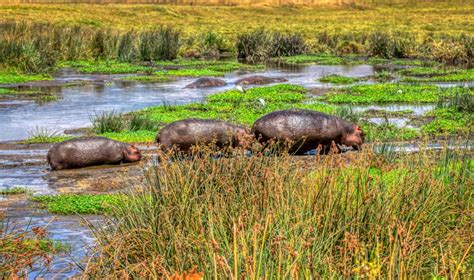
[47,137,142,171]
[156,119,254,153]
[235,75,288,85]
[185,77,227,89]
[252,109,364,154]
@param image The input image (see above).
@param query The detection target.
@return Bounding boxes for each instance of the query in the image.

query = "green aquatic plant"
[0,71,51,85]
[401,68,474,82]
[100,130,156,143]
[121,75,173,83]
[0,187,30,195]
[207,84,306,103]
[32,194,120,215]
[319,74,360,85]
[324,84,445,104]
[155,68,224,77]
[275,53,348,65]
[61,60,148,74]
[421,108,473,135]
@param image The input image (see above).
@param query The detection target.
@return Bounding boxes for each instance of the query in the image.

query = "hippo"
[156,119,254,153]
[47,137,142,170]
[235,75,288,85]
[251,109,364,154]
[185,77,227,89]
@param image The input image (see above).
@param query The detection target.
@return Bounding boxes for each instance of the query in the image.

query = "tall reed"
[83,144,473,278]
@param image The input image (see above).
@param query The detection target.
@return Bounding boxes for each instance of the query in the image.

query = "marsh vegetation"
[0,1,473,278]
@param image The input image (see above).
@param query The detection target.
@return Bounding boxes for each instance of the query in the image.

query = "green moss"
[20,136,73,144]
[324,84,444,104]
[32,194,121,215]
[0,186,29,195]
[421,108,473,134]
[122,75,174,83]
[319,74,360,85]
[100,130,156,143]
[0,71,52,85]
[60,60,149,74]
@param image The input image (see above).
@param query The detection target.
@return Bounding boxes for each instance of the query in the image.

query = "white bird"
[236,85,246,93]
[258,98,266,108]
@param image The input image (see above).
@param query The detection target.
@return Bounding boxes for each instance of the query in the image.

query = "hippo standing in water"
[185,77,227,88]
[252,109,364,154]
[156,119,254,153]
[235,75,288,85]
[47,137,142,170]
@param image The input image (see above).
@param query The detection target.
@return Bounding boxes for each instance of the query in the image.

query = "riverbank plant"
[83,144,473,278]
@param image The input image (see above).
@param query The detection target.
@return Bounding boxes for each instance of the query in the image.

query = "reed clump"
[83,144,473,278]
[0,22,181,72]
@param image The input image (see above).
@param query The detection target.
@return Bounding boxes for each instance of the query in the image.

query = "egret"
[236,85,246,93]
[258,98,266,108]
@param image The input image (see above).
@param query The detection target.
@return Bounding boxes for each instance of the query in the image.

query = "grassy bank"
[82,144,473,278]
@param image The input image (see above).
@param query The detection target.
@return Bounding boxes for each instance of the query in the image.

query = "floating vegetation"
[319,74,360,84]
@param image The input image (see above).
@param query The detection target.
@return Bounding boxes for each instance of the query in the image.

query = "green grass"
[60,60,149,74]
[121,75,173,83]
[0,187,29,195]
[100,130,156,143]
[0,71,52,85]
[361,121,420,142]
[323,84,446,104]
[319,74,360,85]
[32,194,120,215]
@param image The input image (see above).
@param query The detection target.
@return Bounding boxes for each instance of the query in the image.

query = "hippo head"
[123,145,142,163]
[342,125,364,150]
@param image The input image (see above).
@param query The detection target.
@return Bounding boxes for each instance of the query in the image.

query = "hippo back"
[48,137,126,170]
[252,109,347,143]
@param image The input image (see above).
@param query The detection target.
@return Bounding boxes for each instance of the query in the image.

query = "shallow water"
[0,64,376,142]
[3,213,101,279]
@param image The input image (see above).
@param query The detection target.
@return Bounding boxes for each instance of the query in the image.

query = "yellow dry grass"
[0,2,472,37]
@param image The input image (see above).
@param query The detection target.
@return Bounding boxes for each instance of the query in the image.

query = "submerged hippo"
[156,119,254,153]
[47,137,142,170]
[235,75,288,85]
[252,109,364,154]
[185,77,227,88]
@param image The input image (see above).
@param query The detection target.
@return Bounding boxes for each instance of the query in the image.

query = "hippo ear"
[355,126,362,132]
